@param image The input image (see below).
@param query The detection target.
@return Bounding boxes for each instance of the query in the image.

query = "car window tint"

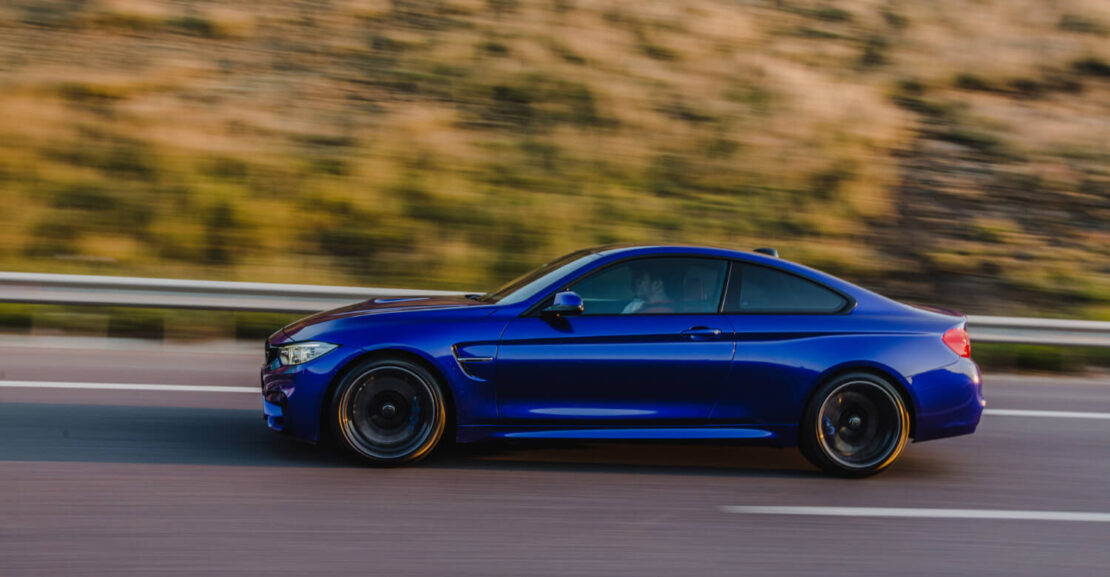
[569,258,727,315]
[724,264,846,313]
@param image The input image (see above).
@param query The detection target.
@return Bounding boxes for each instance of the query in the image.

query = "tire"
[799,372,911,477]
[330,357,448,466]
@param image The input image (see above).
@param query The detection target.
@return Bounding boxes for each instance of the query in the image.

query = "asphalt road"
[2,339,1109,576]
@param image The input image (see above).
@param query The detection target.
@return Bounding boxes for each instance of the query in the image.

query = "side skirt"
[455,424,797,446]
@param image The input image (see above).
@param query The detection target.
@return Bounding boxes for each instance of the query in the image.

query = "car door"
[713,262,854,424]
[495,257,734,424]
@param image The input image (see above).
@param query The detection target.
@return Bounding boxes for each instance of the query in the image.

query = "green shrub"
[168,16,224,38]
[859,35,889,68]
[58,83,126,104]
[204,157,249,180]
[973,344,1110,374]
[882,10,908,29]
[1059,15,1107,35]
[487,0,520,15]
[482,41,510,56]
[1009,77,1043,98]
[107,309,163,339]
[1073,57,1110,78]
[930,126,1008,157]
[890,79,949,117]
[955,73,994,91]
[51,184,117,211]
[810,6,852,23]
[0,304,33,332]
[234,312,302,341]
[24,219,80,258]
[204,202,240,266]
[641,43,677,61]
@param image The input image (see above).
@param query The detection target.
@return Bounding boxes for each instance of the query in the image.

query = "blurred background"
[0,0,1107,364]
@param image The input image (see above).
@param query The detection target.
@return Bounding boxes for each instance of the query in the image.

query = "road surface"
[1,339,1108,576]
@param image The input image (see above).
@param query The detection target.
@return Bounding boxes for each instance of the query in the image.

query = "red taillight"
[943,327,971,358]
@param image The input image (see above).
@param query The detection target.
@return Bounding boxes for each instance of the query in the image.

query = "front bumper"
[260,340,361,442]
[263,396,285,431]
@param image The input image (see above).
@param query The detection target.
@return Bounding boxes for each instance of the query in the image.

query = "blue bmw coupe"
[262,244,983,476]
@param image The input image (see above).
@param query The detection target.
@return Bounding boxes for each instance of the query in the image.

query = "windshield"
[482,250,601,305]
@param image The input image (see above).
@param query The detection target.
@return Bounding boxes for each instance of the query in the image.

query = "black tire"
[330,357,447,466]
[799,372,910,478]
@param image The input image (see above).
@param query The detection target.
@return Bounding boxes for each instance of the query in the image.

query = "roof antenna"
[753,247,779,258]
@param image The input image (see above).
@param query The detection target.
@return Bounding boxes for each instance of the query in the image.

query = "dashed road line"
[720,506,1110,523]
[0,380,257,394]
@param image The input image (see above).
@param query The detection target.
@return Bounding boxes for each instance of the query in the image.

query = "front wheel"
[799,373,910,477]
[331,358,447,466]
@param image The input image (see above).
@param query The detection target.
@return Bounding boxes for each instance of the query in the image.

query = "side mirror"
[543,291,584,316]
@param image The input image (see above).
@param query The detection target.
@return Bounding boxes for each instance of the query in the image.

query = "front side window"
[567,257,728,315]
[724,264,848,313]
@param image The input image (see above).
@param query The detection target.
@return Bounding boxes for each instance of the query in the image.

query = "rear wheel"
[799,372,910,477]
[331,358,447,466]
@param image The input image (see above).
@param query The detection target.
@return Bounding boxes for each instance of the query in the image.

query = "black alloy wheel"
[799,372,910,477]
[332,358,447,465]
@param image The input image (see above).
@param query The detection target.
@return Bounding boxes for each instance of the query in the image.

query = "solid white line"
[984,408,1110,420]
[0,380,257,394]
[720,506,1110,523]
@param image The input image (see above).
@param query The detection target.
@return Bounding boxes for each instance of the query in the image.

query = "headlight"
[279,341,338,366]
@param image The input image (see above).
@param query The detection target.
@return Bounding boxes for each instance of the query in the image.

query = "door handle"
[681,327,723,340]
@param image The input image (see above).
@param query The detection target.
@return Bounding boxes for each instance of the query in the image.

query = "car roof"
[578,243,885,306]
[588,243,779,263]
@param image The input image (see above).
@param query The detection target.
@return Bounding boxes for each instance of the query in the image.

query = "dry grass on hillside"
[0,0,1106,315]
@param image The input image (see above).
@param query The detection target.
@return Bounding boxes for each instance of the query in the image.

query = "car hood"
[280,294,488,338]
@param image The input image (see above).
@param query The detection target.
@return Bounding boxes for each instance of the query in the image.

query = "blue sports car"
[262,244,983,476]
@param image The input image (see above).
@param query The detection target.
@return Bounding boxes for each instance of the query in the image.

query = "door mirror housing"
[543,291,584,316]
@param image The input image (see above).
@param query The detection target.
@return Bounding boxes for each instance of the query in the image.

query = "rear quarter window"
[724,264,848,314]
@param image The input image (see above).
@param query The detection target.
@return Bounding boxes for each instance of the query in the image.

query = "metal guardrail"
[965,315,1110,348]
[0,272,467,314]
[1,272,1108,347]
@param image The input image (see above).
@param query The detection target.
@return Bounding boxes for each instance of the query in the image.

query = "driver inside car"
[622,266,675,314]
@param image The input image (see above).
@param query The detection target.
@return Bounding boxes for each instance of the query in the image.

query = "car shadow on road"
[0,401,948,479]
[0,402,348,468]
[425,441,823,479]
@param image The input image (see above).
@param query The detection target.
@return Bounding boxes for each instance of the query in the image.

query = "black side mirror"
[543,291,584,316]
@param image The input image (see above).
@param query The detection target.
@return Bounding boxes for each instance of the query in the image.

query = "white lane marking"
[0,380,257,394]
[720,506,1110,523]
[984,408,1110,420]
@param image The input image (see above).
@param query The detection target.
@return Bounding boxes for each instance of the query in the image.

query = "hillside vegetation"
[0,0,1107,317]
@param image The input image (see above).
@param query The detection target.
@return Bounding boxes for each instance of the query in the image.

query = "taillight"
[943,327,971,358]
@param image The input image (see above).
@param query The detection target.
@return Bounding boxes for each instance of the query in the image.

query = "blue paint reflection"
[504,428,775,440]
[529,408,657,417]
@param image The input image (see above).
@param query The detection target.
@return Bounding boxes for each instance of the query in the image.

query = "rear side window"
[724,264,848,313]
